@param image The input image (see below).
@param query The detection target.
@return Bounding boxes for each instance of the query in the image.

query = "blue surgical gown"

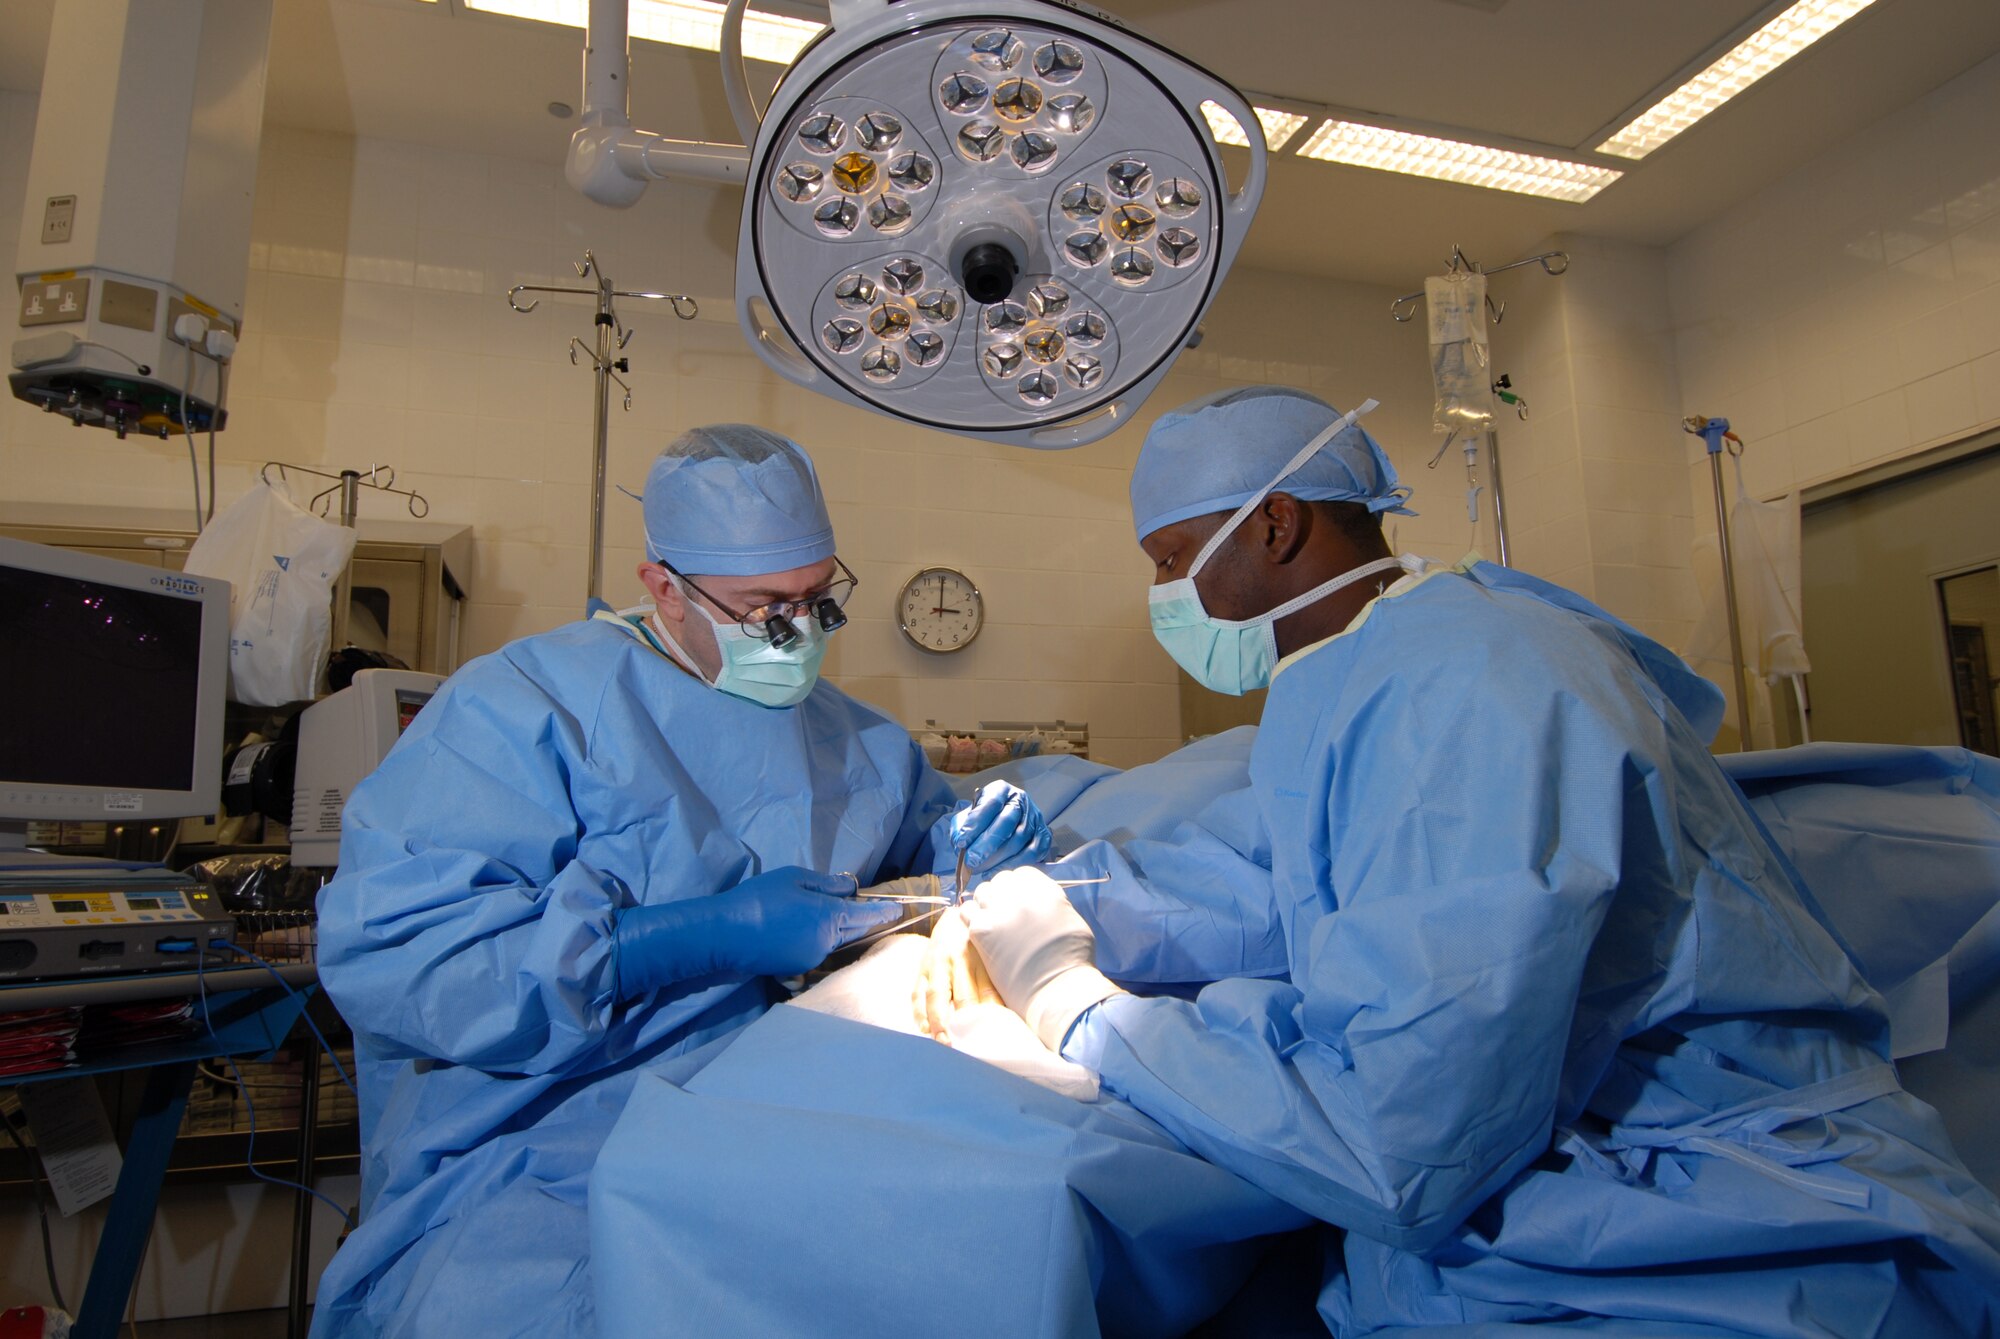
[1725,743,2000,1197]
[308,616,960,1338]
[1069,563,2000,1335]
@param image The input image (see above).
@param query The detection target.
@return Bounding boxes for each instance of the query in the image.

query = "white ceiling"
[6,0,2000,286]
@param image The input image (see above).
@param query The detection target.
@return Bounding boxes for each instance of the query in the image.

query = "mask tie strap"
[649,597,715,685]
[1188,398,1381,579]
[1257,554,1406,625]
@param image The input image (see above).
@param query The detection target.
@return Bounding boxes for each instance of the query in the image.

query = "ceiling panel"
[1110,0,1774,148]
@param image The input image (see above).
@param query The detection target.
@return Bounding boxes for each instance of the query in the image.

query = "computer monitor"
[0,535,231,847]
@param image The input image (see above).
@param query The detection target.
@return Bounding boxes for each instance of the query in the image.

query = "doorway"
[1941,566,2000,753]
[1799,435,2000,748]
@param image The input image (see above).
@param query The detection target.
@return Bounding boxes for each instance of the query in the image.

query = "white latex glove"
[964,866,1124,1052]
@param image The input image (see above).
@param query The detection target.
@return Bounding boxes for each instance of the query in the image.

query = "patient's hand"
[913,907,1001,1041]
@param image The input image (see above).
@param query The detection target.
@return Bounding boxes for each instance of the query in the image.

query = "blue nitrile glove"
[613,866,902,998]
[949,781,1054,874]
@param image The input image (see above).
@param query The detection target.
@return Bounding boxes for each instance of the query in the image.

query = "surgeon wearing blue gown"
[966,387,2000,1336]
[310,425,1051,1339]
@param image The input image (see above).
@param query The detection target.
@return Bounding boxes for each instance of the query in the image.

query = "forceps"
[852,891,957,907]
[854,874,1111,906]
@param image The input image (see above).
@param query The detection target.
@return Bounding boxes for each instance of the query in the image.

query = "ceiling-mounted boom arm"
[565,0,753,206]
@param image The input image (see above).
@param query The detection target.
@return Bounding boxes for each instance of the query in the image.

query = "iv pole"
[1684,415,1755,751]
[509,251,698,604]
[1486,376,1529,569]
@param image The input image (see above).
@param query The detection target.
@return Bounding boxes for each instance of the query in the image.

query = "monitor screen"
[0,537,229,824]
[0,567,205,791]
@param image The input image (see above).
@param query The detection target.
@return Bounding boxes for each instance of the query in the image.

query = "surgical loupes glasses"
[669,556,858,647]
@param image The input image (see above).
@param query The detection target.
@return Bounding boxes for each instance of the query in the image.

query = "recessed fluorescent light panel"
[1199,100,1309,152]
[1597,0,1878,160]
[1294,120,1621,203]
[465,0,823,66]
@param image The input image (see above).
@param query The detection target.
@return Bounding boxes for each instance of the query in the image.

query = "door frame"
[1801,426,2000,508]
[1798,425,2000,747]
[1933,553,2000,752]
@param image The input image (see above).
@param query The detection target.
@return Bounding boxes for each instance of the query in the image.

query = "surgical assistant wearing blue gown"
[1065,562,2000,1336]
[308,615,962,1338]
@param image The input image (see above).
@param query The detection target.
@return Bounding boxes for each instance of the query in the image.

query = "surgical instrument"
[856,876,1111,909]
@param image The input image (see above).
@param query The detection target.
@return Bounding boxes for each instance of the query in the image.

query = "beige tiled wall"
[3,95,1444,767]
[1486,235,1701,651]
[1468,50,2000,664]
[1668,49,2000,503]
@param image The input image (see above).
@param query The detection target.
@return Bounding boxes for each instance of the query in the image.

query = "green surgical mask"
[650,596,825,710]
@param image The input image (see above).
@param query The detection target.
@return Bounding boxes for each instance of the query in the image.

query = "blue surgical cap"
[1129,386,1415,542]
[643,425,837,576]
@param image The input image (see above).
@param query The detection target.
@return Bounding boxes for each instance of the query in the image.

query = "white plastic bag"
[184,481,358,706]
[1685,453,1810,750]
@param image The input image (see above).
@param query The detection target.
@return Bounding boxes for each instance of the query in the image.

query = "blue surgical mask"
[1148,399,1407,696]
[649,591,826,709]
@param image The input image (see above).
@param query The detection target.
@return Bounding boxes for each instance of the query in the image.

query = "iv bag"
[1426,271,1496,434]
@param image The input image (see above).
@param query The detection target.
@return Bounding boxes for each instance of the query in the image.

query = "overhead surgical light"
[565,0,1266,449]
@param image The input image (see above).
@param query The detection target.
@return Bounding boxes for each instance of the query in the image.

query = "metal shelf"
[0,963,316,1013]
[0,1117,359,1191]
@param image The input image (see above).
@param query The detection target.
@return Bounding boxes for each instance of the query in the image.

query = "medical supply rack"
[0,910,335,1339]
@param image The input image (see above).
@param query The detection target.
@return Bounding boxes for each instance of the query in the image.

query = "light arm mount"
[566,0,753,207]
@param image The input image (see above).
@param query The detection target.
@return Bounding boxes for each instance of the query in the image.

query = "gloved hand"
[614,866,902,999]
[948,781,1053,876]
[964,866,1124,1052]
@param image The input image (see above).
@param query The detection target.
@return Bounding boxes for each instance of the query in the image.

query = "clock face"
[898,567,983,654]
